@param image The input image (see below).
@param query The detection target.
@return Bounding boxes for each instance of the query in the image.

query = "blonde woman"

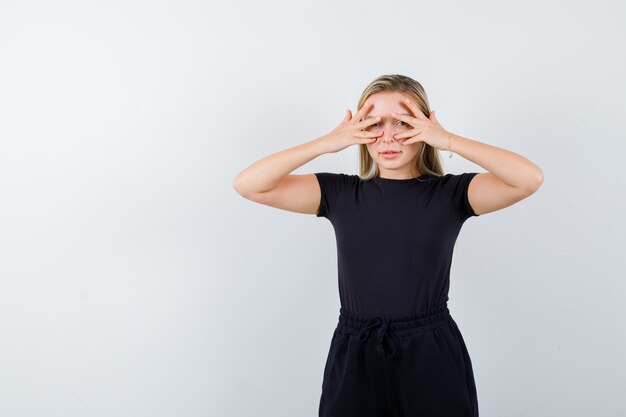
[233,74,543,417]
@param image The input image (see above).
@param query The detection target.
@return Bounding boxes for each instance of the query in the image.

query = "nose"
[381,125,401,143]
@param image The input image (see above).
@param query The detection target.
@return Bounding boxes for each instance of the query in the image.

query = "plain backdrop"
[1,0,625,416]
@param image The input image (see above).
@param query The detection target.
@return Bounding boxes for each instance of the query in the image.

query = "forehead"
[364,91,409,113]
[367,91,408,104]
[365,92,410,114]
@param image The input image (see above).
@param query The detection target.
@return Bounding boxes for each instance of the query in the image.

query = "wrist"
[444,132,455,158]
[311,135,332,155]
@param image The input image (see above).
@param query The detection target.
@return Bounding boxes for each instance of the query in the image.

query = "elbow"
[232,175,246,197]
[534,167,544,188]
[232,174,257,199]
[526,167,544,194]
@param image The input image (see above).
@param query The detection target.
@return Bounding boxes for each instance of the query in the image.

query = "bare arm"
[232,103,382,215]
[231,137,329,215]
[390,99,544,216]
[232,136,329,196]
[449,134,544,216]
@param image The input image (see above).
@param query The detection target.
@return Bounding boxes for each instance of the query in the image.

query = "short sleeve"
[314,172,350,219]
[441,172,480,222]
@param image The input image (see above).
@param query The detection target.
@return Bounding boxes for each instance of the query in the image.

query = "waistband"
[336,303,451,359]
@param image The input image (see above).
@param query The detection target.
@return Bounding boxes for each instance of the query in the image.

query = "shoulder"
[430,172,479,188]
[313,172,361,219]
[432,172,480,220]
[314,172,361,187]
[314,172,360,180]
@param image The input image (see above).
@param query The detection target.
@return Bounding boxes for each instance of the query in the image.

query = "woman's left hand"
[392,98,452,150]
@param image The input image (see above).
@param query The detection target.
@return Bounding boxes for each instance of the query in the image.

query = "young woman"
[232,74,543,417]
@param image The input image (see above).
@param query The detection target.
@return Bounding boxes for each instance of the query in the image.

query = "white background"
[1,0,625,416]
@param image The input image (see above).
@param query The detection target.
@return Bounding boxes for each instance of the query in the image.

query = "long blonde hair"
[356,74,444,180]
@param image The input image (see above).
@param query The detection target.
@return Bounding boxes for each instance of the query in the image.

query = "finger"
[390,113,418,128]
[359,115,381,129]
[357,137,379,144]
[356,102,374,122]
[356,130,383,139]
[402,98,427,120]
[393,128,418,140]
[343,109,351,123]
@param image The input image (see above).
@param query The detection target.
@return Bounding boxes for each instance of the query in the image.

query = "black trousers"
[319,303,479,417]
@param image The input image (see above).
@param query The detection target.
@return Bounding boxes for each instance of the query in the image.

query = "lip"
[380,151,401,159]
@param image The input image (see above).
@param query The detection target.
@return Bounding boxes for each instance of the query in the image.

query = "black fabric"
[319,303,479,417]
[314,172,479,318]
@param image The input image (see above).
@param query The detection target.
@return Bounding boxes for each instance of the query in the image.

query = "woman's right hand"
[318,102,384,154]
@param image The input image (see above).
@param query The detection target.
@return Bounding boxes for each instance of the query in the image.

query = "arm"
[391,98,543,216]
[232,102,383,215]
[448,133,544,216]
[232,136,328,196]
[231,136,329,215]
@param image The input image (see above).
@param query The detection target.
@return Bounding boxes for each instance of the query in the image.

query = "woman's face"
[362,91,422,178]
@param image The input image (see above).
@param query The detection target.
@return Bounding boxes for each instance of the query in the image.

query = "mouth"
[380,151,402,159]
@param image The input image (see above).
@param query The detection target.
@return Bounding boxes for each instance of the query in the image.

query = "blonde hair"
[356,74,444,180]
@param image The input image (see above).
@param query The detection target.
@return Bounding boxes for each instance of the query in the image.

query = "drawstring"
[357,316,398,358]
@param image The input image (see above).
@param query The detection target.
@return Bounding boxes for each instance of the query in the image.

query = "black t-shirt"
[314,172,479,318]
